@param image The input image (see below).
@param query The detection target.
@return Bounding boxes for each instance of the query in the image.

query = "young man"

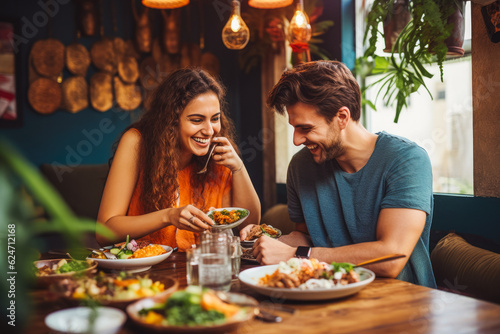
[241,60,436,288]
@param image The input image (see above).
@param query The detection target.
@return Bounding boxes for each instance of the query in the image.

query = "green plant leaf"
[372,56,390,74]
[313,20,334,33]
[358,0,461,122]
[309,38,324,44]
[365,99,377,111]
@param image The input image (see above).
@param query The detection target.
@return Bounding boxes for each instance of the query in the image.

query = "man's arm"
[254,208,426,278]
[276,222,312,247]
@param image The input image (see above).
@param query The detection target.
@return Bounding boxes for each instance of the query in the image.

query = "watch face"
[295,246,311,259]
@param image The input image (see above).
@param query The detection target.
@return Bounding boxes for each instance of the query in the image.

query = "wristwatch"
[295,246,311,259]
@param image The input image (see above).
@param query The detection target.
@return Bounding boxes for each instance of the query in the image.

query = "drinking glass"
[186,246,200,286]
[210,226,235,237]
[230,236,242,279]
[198,233,232,291]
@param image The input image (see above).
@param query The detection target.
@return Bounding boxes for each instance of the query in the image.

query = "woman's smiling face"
[178,92,221,159]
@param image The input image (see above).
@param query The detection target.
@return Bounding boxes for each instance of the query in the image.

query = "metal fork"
[197,143,217,174]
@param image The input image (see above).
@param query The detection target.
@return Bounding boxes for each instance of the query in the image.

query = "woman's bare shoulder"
[119,128,142,148]
[123,128,141,139]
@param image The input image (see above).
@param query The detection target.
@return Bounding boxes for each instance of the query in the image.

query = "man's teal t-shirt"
[287,131,436,288]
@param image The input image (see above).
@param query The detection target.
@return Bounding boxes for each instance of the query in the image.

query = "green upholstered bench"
[38,163,109,249]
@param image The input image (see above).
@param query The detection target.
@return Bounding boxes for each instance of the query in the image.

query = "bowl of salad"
[34,258,97,288]
[207,207,250,231]
[127,286,257,333]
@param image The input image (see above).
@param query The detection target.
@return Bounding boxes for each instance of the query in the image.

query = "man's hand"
[239,224,256,241]
[253,235,296,265]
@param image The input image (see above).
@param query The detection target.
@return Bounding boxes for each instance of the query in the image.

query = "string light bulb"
[222,0,250,50]
[288,0,311,44]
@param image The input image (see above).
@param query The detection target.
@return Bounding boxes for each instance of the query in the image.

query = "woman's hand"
[212,137,243,173]
[167,204,214,232]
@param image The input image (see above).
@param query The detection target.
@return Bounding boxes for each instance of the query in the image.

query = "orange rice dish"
[210,209,247,225]
[131,244,167,258]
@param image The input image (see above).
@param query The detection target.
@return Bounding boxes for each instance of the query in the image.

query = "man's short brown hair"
[267,60,361,122]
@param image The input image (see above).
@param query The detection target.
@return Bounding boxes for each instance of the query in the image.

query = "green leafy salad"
[138,286,243,326]
[209,209,249,225]
[57,260,90,273]
[35,259,91,276]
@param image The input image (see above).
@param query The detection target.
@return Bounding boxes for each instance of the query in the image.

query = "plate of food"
[127,286,257,333]
[207,207,250,230]
[241,224,282,247]
[241,248,259,264]
[88,236,173,273]
[34,258,97,288]
[51,272,178,309]
[239,258,375,301]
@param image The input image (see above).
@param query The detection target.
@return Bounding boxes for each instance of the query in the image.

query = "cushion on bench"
[431,232,500,304]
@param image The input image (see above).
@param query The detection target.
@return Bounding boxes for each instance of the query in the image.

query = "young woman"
[96,68,261,250]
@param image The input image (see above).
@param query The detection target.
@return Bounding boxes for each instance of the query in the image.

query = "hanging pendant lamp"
[222,0,250,50]
[248,0,293,9]
[142,0,189,9]
[289,0,311,44]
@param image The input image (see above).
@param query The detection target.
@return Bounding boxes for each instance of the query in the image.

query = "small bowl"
[241,225,282,248]
[45,306,126,334]
[34,258,97,288]
[208,207,250,230]
[240,239,256,248]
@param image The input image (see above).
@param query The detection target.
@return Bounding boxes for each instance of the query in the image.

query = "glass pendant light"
[288,0,311,44]
[222,0,250,50]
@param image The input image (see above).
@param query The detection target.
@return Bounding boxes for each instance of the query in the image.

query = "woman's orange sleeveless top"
[127,157,232,252]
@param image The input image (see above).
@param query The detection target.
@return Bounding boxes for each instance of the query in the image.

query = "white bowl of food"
[45,306,126,334]
[88,236,174,273]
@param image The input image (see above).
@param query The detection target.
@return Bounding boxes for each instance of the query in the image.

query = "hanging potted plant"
[356,0,467,123]
[383,0,411,52]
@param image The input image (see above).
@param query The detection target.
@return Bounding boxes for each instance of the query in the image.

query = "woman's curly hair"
[114,68,238,214]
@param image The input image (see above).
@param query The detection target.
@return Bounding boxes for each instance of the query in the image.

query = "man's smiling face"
[287,102,345,164]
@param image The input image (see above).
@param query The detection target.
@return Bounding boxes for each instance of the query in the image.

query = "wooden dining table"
[27,251,500,333]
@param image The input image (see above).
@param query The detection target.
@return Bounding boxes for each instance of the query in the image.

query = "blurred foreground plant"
[0,140,113,332]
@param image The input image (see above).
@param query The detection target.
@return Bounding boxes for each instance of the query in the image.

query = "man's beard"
[318,134,345,164]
